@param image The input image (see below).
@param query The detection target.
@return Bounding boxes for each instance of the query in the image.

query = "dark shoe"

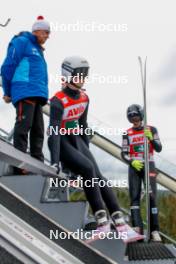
[13,167,29,175]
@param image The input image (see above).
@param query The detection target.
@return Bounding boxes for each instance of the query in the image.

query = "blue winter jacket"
[1,31,48,105]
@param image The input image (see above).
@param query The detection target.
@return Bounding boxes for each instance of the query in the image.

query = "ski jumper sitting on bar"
[121,104,162,242]
[48,56,126,230]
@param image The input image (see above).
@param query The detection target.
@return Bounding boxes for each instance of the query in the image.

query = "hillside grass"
[70,187,176,241]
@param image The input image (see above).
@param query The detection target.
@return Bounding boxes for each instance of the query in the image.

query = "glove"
[131,160,144,171]
[144,128,153,141]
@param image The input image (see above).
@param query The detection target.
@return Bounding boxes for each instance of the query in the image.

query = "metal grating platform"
[125,242,176,261]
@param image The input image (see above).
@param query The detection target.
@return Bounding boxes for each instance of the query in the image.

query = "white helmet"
[61,56,89,83]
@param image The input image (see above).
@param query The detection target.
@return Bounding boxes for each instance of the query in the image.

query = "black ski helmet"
[127,104,144,122]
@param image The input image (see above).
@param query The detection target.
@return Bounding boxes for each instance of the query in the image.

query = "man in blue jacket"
[1,16,50,174]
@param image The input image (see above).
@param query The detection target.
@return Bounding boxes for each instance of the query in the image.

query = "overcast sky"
[0,0,176,178]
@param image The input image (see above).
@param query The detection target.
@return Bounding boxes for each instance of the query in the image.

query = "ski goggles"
[71,67,89,79]
[128,114,141,122]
